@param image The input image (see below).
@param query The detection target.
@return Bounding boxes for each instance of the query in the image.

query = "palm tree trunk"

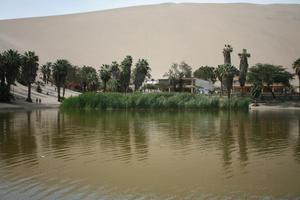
[227,88,231,99]
[57,86,61,102]
[63,86,65,98]
[220,79,223,96]
[104,81,107,92]
[298,78,300,93]
[26,83,32,102]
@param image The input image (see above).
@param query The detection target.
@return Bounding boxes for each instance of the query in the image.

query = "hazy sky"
[0,0,300,20]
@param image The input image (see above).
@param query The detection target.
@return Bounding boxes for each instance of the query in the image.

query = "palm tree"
[52,59,71,102]
[293,58,300,92]
[133,59,151,91]
[120,56,133,92]
[79,66,99,92]
[100,64,111,92]
[0,53,4,86]
[21,51,39,102]
[110,61,120,80]
[215,66,225,95]
[1,49,22,96]
[41,62,52,84]
[216,64,239,98]
[248,63,294,99]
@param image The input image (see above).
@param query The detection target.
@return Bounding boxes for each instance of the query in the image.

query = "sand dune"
[0,3,300,84]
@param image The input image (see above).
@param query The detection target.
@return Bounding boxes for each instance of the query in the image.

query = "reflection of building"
[158,78,214,93]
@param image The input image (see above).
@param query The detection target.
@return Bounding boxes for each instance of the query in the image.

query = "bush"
[61,92,250,111]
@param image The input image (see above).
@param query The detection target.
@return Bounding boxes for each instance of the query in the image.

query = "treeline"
[0,50,38,102]
[164,44,300,99]
[0,49,151,102]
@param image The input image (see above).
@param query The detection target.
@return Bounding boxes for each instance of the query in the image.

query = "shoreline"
[250,102,300,111]
[0,102,60,111]
[1,101,300,112]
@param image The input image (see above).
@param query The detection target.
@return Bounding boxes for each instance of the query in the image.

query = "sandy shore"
[250,102,300,111]
[2,100,300,112]
[0,101,59,111]
[0,82,81,111]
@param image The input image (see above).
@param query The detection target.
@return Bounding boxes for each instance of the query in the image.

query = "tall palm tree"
[79,66,99,92]
[52,59,71,102]
[133,59,151,91]
[41,62,52,84]
[21,51,39,102]
[100,64,111,92]
[1,49,22,95]
[0,53,4,86]
[293,58,300,92]
[120,55,133,93]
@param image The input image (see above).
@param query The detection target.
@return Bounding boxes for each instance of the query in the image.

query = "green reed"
[61,92,250,110]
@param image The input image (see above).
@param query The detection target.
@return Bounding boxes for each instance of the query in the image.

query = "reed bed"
[61,92,249,110]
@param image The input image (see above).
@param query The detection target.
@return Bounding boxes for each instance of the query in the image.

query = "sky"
[0,0,300,20]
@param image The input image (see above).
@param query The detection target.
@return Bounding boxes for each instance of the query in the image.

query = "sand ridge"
[0,3,300,85]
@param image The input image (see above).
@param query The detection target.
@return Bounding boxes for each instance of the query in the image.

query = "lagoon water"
[0,109,300,199]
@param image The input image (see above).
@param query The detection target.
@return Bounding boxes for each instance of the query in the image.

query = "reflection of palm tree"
[132,112,149,160]
[0,112,37,162]
[219,112,235,169]
[237,112,249,165]
[295,115,300,163]
[0,113,15,159]
[21,111,37,154]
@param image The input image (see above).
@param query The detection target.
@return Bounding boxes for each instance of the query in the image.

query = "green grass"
[61,92,250,110]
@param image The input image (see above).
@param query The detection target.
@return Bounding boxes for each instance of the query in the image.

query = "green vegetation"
[61,92,249,110]
[164,61,192,91]
[0,46,298,103]
[247,63,294,99]
[0,49,22,102]
[215,64,239,98]
[293,58,300,89]
[41,62,52,84]
[21,51,39,102]
[119,56,133,92]
[99,64,111,92]
[52,59,71,102]
[194,66,216,83]
[132,59,151,91]
[79,65,99,92]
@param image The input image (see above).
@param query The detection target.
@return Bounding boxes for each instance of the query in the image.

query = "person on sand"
[36,98,38,104]
[39,98,41,104]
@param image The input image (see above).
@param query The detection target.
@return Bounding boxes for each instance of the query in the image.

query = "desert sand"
[0,3,300,84]
[0,83,81,110]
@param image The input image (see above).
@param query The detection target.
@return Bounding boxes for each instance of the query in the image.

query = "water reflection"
[295,115,300,163]
[0,109,299,199]
[0,110,299,165]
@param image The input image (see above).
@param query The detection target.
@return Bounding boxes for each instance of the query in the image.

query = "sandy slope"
[0,3,300,84]
[0,82,81,110]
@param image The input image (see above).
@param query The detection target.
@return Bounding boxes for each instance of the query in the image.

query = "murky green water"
[0,109,299,199]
